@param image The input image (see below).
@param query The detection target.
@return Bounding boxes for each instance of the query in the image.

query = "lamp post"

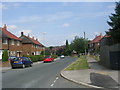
[43,32,46,57]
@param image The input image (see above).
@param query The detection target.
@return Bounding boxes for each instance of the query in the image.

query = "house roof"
[27,36,44,46]
[89,34,103,44]
[0,27,22,41]
[20,33,44,47]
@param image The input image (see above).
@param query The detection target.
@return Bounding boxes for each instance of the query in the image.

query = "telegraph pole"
[43,32,46,57]
[84,32,87,55]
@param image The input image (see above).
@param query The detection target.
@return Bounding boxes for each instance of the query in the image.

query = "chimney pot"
[33,36,34,39]
[3,24,7,30]
[21,32,24,36]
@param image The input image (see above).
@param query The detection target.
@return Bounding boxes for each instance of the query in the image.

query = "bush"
[24,55,44,62]
[2,49,8,62]
[51,55,58,59]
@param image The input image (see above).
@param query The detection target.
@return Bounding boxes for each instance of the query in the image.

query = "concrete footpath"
[61,56,120,90]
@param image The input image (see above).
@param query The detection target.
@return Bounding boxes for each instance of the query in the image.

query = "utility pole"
[43,32,46,57]
[84,32,87,55]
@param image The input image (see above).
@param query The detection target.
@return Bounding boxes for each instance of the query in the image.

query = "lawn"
[64,56,90,71]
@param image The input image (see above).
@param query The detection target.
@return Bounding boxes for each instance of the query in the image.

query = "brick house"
[0,24,22,59]
[88,33,103,54]
[20,32,44,56]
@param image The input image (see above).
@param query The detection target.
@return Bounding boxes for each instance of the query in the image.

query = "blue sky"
[0,2,116,46]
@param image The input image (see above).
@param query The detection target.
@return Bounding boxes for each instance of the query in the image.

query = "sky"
[0,1,116,46]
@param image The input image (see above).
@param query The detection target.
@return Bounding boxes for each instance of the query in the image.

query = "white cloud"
[18,30,32,35]
[63,23,70,27]
[0,4,7,9]
[94,32,100,36]
[8,25,18,30]
[12,3,21,7]
[107,5,115,9]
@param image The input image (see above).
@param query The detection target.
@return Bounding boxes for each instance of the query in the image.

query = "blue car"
[11,57,33,69]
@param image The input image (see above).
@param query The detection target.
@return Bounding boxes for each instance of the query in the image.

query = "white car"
[60,55,65,59]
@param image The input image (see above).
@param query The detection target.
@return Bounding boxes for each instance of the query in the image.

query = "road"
[2,57,87,89]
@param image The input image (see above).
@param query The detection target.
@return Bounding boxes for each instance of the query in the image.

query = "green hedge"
[24,54,58,62]
[2,49,8,62]
[51,55,58,59]
[24,55,44,62]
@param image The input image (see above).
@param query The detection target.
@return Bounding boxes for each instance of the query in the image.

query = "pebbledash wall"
[100,38,120,70]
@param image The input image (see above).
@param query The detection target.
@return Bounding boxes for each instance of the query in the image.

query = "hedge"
[24,55,44,62]
[24,55,58,62]
[51,55,58,59]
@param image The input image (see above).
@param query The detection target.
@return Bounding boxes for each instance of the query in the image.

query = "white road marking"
[54,80,56,83]
[50,77,59,87]
[50,84,54,87]
[56,77,58,80]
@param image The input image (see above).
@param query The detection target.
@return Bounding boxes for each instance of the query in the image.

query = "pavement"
[61,56,120,90]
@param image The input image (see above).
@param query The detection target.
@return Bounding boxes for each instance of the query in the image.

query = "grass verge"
[89,55,100,61]
[64,56,90,71]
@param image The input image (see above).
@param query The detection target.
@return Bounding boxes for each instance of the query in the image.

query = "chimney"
[28,34,29,37]
[32,36,34,39]
[36,38,38,41]
[100,33,102,37]
[21,32,24,36]
[3,24,7,30]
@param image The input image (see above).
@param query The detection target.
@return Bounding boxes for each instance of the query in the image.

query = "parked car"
[9,56,17,60]
[11,57,33,69]
[43,56,54,63]
[60,55,65,59]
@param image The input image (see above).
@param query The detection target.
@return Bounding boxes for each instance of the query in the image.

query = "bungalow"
[0,24,22,59]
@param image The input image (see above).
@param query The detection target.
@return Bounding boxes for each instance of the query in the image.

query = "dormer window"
[2,38,8,44]
[11,40,15,45]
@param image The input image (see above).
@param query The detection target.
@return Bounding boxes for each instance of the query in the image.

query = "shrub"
[51,55,58,59]
[24,55,44,62]
[2,49,8,62]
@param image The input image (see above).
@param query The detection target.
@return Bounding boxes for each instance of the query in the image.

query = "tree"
[65,40,71,55]
[2,49,8,62]
[106,1,120,45]
[70,36,88,54]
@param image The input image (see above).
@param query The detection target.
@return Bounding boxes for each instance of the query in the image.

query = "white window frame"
[17,41,20,46]
[2,38,8,44]
[11,40,15,45]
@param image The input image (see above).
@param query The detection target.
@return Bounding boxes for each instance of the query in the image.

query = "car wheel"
[30,64,32,67]
[22,64,26,68]
[11,66,15,69]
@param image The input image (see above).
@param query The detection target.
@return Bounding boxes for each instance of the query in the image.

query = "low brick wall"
[0,61,11,67]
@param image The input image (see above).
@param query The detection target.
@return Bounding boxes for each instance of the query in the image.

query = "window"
[17,41,20,46]
[2,38,8,44]
[11,40,15,45]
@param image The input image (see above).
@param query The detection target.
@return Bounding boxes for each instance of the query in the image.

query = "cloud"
[63,23,70,27]
[0,4,7,9]
[8,25,18,30]
[18,30,32,35]
[94,32,100,36]
[107,5,115,9]
[9,12,74,23]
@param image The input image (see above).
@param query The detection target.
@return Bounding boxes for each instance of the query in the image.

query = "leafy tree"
[2,49,8,62]
[70,36,88,54]
[65,40,71,55]
[106,1,120,45]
